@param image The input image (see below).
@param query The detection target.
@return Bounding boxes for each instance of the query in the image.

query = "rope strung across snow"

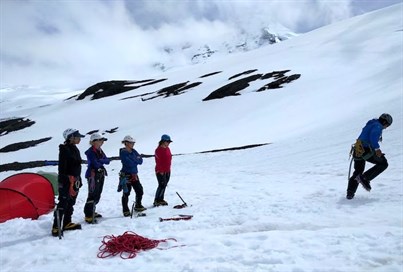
[97,231,178,259]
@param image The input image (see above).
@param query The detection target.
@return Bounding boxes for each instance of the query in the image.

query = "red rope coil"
[97,231,177,259]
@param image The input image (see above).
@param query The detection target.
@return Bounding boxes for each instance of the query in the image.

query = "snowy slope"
[0,4,402,272]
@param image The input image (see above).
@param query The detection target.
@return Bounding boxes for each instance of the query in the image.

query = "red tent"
[0,173,55,223]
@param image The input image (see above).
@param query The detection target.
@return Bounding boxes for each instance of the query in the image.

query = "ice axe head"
[173,204,187,209]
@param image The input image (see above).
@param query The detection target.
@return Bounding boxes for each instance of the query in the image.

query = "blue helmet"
[161,134,172,142]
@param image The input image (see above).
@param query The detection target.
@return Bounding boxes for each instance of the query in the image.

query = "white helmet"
[63,128,77,140]
[90,133,107,142]
[63,128,84,140]
[122,135,135,143]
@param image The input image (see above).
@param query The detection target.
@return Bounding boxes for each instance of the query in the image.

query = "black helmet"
[379,113,393,127]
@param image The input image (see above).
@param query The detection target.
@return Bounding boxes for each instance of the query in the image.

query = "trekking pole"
[348,157,354,182]
[56,208,63,239]
[130,201,135,219]
[176,192,187,207]
[348,144,354,181]
[91,202,96,224]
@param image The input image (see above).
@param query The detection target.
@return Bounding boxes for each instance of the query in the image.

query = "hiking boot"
[63,222,82,231]
[346,190,355,200]
[85,217,97,224]
[51,227,61,237]
[355,175,371,192]
[94,212,102,218]
[123,211,131,217]
[153,200,168,207]
[134,204,147,212]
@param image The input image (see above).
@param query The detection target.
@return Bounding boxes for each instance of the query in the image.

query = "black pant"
[121,176,144,213]
[155,172,170,202]
[52,180,79,228]
[347,153,388,196]
[83,171,105,217]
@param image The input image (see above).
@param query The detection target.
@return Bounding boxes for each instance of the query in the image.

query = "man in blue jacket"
[346,113,393,199]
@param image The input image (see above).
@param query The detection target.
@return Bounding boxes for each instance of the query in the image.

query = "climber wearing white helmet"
[118,135,146,216]
[51,128,85,237]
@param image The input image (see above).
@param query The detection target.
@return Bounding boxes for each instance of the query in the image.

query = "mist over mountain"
[1,0,401,89]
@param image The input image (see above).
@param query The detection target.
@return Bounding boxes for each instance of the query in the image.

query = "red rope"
[97,231,177,259]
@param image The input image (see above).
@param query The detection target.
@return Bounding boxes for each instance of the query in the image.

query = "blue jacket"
[120,148,143,174]
[358,119,383,150]
[85,147,110,178]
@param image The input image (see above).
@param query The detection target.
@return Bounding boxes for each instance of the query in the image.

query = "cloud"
[0,0,400,89]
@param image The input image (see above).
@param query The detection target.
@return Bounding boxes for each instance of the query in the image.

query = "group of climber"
[50,112,394,236]
[51,131,172,237]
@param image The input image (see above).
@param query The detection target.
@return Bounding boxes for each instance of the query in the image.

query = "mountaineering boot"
[346,190,355,200]
[94,212,102,218]
[153,200,168,207]
[134,204,147,212]
[355,175,371,192]
[51,227,61,237]
[123,211,131,217]
[85,217,97,224]
[63,222,82,231]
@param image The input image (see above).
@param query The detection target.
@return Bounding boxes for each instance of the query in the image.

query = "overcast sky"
[1,0,402,89]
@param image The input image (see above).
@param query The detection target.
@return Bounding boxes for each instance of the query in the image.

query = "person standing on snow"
[118,135,146,216]
[346,113,393,199]
[153,134,173,207]
[83,133,110,223]
[51,128,85,237]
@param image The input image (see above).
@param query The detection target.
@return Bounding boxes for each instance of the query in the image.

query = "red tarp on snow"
[0,173,55,223]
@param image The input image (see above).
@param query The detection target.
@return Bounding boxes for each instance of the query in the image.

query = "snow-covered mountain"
[0,4,402,272]
[153,23,297,71]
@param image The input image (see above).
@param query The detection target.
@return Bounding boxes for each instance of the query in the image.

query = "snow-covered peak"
[152,23,298,71]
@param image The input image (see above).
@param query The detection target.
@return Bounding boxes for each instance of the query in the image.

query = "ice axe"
[173,192,188,209]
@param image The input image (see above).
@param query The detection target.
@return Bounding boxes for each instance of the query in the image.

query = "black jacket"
[58,143,82,183]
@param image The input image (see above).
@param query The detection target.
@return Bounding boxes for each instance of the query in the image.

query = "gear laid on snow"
[97,231,178,259]
[159,215,193,222]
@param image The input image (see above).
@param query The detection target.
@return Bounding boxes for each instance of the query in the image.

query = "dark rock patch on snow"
[105,127,119,134]
[0,118,35,136]
[0,160,59,172]
[0,143,267,172]
[261,70,290,80]
[200,71,222,78]
[228,69,258,80]
[0,137,52,153]
[77,79,167,100]
[203,74,263,101]
[141,81,202,101]
[87,129,99,135]
[204,69,301,100]
[257,74,301,91]
[198,143,269,153]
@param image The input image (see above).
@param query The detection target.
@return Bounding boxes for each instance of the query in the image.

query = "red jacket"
[155,146,172,173]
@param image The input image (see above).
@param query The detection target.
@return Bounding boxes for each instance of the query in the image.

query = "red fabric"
[0,173,55,223]
[155,146,172,173]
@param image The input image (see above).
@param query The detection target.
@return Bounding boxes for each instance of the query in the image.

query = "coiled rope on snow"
[97,231,178,259]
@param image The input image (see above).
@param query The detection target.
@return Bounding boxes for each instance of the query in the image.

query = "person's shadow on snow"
[337,196,378,206]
